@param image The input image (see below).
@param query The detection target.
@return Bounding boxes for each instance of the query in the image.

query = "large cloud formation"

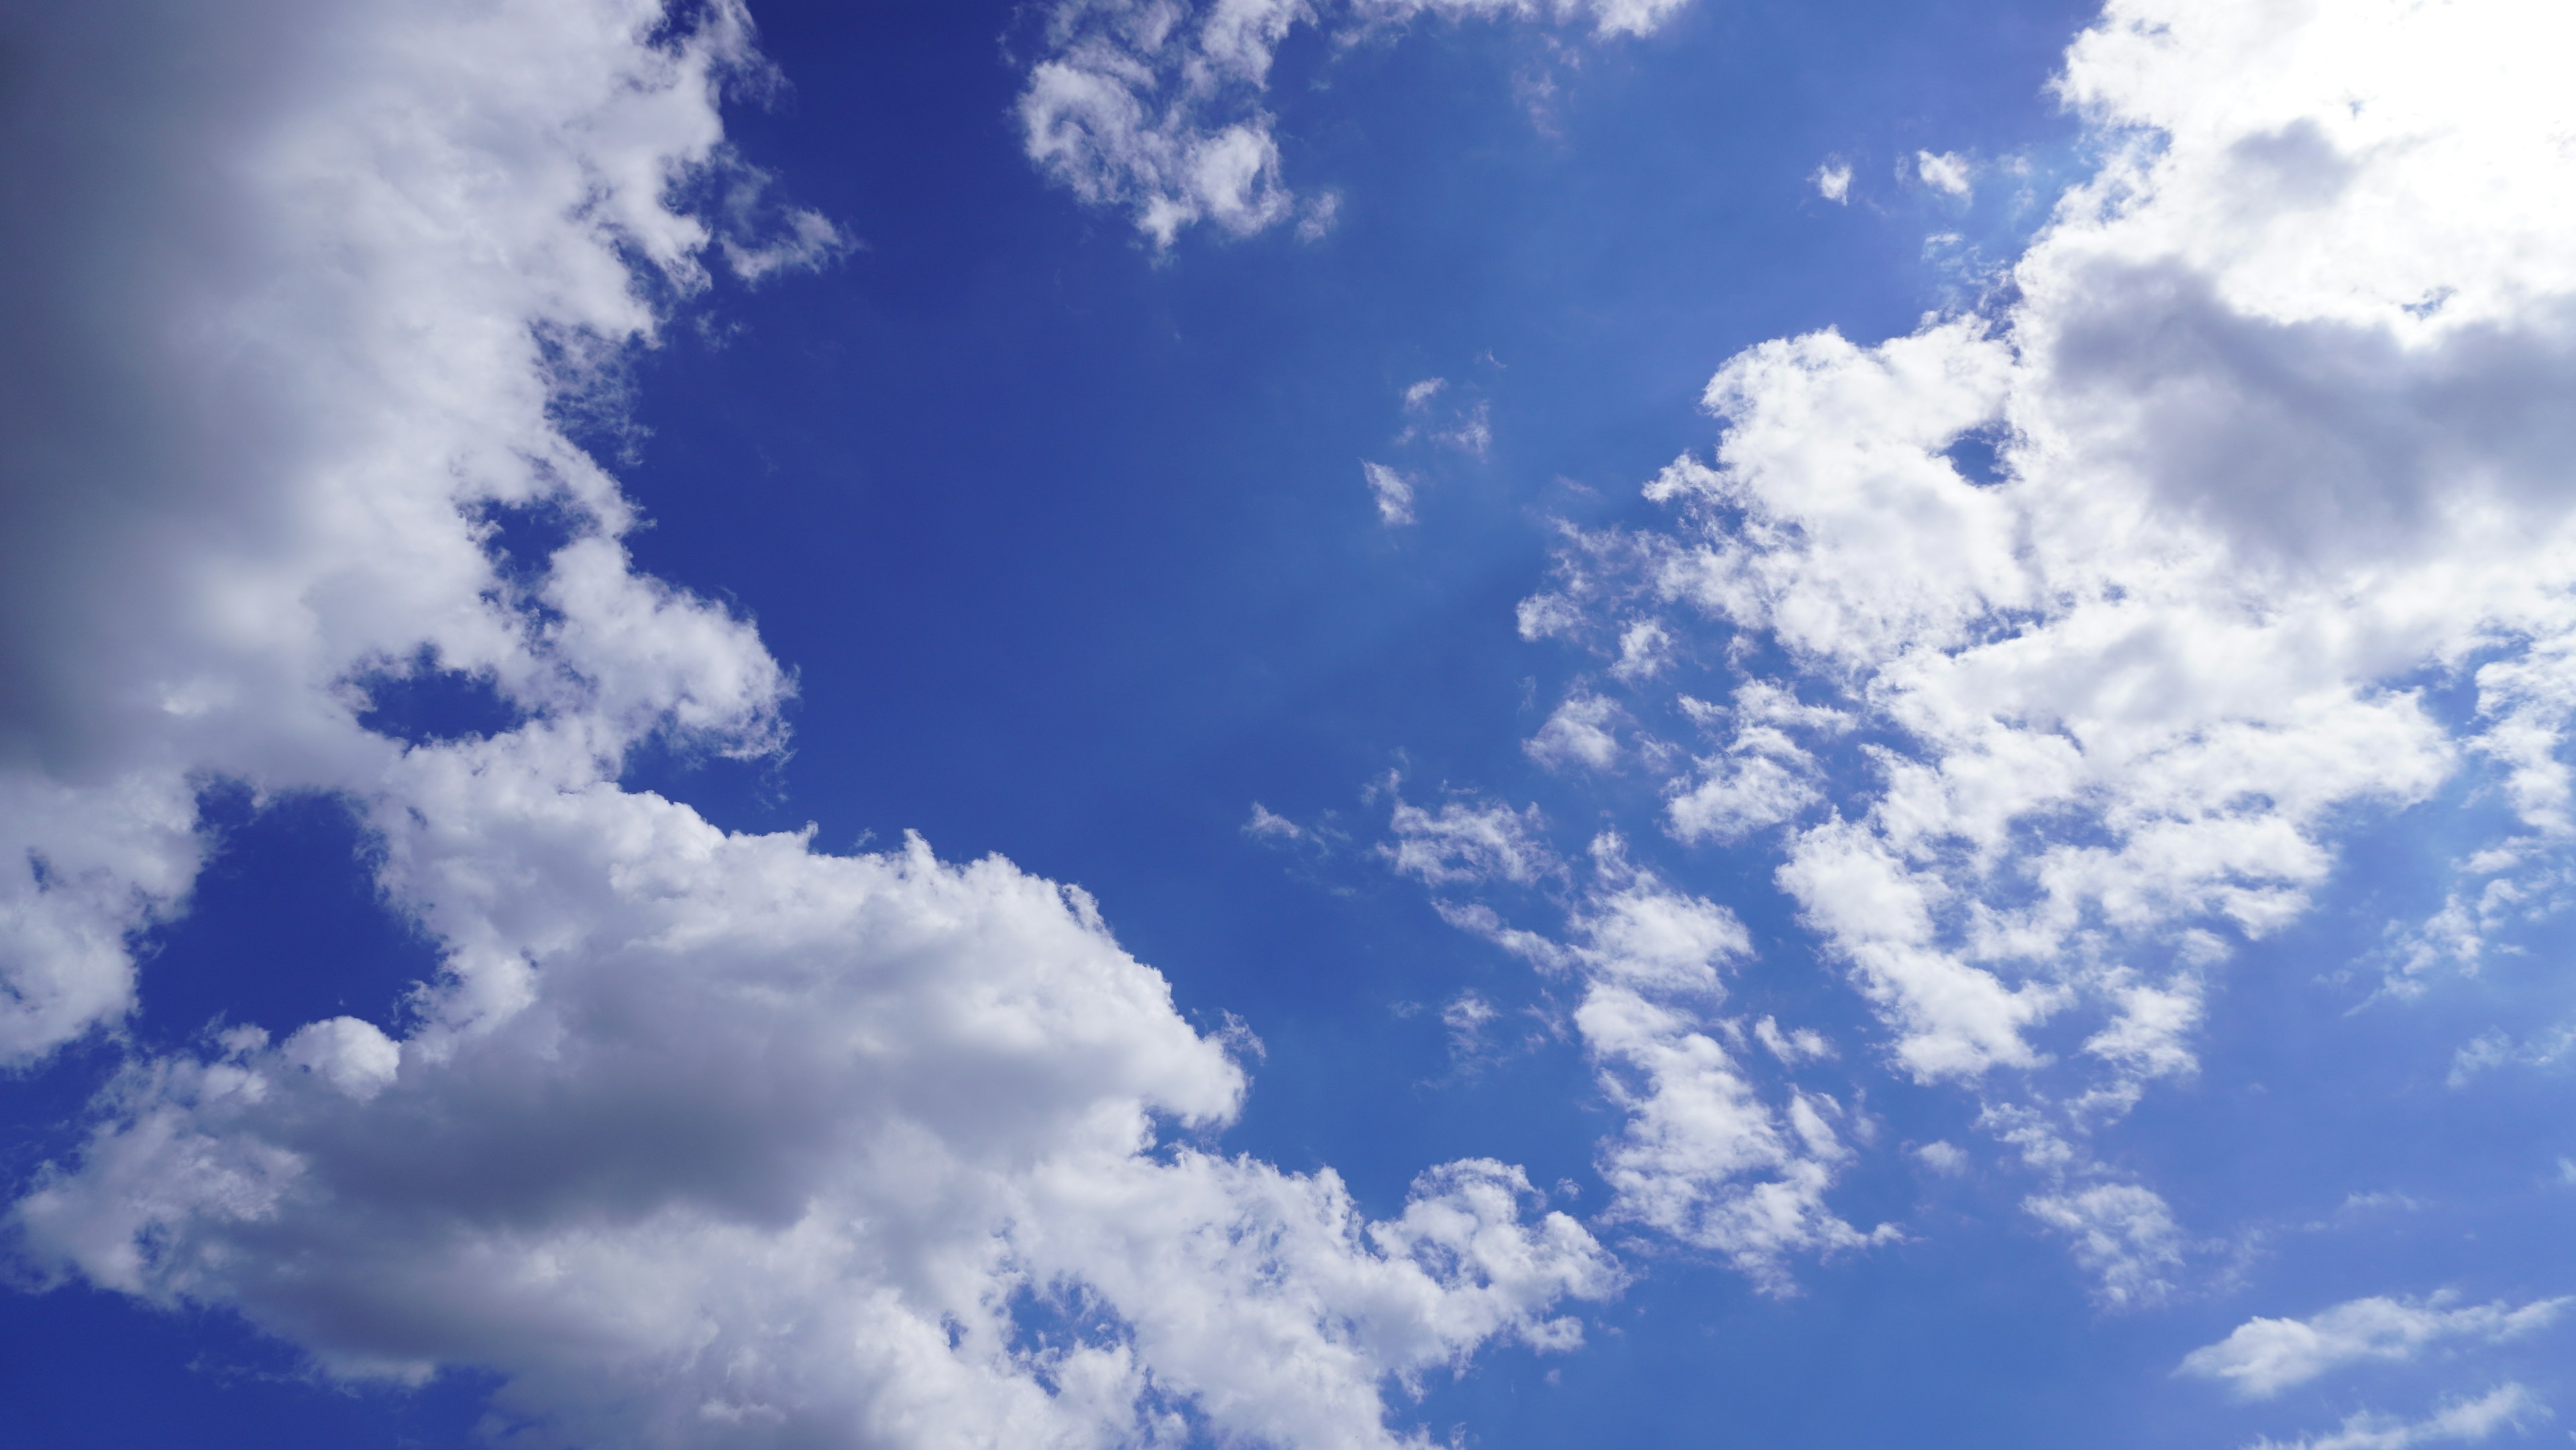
[1491,0,2576,1299]
[0,2,1613,1444]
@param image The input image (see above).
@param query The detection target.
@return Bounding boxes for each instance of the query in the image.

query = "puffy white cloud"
[2182,1294,2571,1400]
[1018,0,1699,244]
[0,1,1612,1443]
[2248,1386,2553,1450]
[1814,160,1852,204]
[1913,148,1972,197]
[1527,692,1624,770]
[0,0,783,1070]
[16,861,1617,1446]
[1509,0,2576,1289]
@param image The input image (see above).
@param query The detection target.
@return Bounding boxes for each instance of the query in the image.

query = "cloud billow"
[1496,0,2576,1300]
[0,1,1610,1444]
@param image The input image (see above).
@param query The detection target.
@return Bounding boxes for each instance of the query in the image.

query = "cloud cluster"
[0,1,1611,1443]
[1507,0,2576,1295]
[1396,788,1889,1288]
[1019,0,1696,245]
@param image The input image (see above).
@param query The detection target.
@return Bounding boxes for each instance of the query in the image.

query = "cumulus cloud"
[1913,148,1972,197]
[1505,0,2576,1290]
[1814,160,1852,203]
[2182,1294,2570,1400]
[2247,1385,2552,1450]
[1018,0,1699,245]
[1527,692,1624,770]
[0,2,1612,1443]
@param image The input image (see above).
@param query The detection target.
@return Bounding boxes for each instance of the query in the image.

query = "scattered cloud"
[1018,0,1701,245]
[2247,1385,2552,1450]
[1430,833,1893,1288]
[1383,792,1561,886]
[2447,1023,2576,1088]
[1527,692,1624,770]
[1364,460,1419,525]
[1913,148,1972,197]
[1505,0,2576,1296]
[1754,1015,1833,1064]
[1246,801,1314,842]
[2024,1183,2188,1308]
[1815,160,1852,203]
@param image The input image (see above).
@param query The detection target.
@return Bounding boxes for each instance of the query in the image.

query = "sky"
[3,1,2574,1447]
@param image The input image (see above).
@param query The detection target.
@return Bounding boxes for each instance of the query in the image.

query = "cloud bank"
[0,1,1610,1443]
[1494,0,2576,1296]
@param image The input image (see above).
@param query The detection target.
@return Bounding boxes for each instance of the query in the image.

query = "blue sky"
[4,1,2574,1447]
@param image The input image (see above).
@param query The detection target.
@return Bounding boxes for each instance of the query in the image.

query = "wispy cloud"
[2183,1294,2569,1400]
[1018,0,1701,245]
[2247,1386,2552,1450]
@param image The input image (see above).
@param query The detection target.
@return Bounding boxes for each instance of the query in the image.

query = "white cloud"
[1395,376,1494,459]
[2248,1385,2552,1450]
[720,205,853,284]
[1439,401,1495,459]
[1365,460,1420,525]
[1507,0,2576,1299]
[1444,990,1503,1058]
[1527,692,1623,770]
[1246,801,1314,841]
[1436,835,1892,1288]
[0,3,1612,1443]
[1611,619,1672,681]
[1814,160,1852,203]
[2182,1294,2570,1400]
[2446,1022,2576,1088]
[1753,1015,1832,1064]
[1664,682,1845,843]
[1383,792,1562,886]
[1018,0,1700,244]
[1913,148,1972,197]
[2023,1182,2186,1308]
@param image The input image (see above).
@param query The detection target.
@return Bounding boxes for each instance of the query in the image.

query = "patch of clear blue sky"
[8,1,2572,1445]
